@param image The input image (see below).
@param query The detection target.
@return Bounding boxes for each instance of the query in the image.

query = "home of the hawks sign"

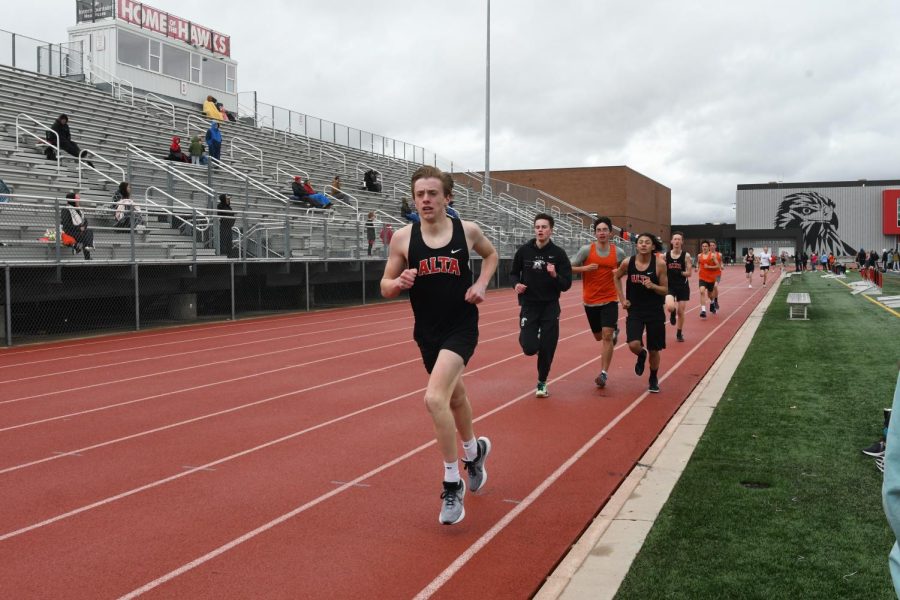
[116,0,231,57]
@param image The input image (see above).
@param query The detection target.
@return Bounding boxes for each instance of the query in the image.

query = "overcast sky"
[4,0,900,223]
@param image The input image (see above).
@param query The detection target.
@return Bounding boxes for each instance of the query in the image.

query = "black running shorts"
[584,302,618,334]
[626,313,666,351]
[698,279,715,292]
[667,284,690,302]
[415,321,479,374]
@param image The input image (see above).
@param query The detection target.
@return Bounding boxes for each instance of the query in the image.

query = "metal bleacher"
[0,61,601,265]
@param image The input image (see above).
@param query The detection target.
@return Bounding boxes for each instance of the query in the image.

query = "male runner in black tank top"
[381,166,498,525]
[615,233,668,393]
[664,231,692,342]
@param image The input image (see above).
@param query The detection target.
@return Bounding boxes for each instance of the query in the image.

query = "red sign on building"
[882,190,900,234]
[116,0,230,57]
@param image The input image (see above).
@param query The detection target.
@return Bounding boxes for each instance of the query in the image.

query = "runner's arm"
[380,227,414,298]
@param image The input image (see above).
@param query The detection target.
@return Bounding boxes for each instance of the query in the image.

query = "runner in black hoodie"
[510,213,573,397]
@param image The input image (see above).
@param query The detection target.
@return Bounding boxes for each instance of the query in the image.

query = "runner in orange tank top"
[571,216,627,389]
[696,240,720,318]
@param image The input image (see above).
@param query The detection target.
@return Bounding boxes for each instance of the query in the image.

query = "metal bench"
[787,292,811,320]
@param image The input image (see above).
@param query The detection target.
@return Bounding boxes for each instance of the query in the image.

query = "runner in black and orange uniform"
[615,233,668,393]
[571,216,627,389]
[696,240,720,319]
[664,231,692,342]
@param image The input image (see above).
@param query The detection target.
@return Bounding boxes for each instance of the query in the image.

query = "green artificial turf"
[615,272,900,600]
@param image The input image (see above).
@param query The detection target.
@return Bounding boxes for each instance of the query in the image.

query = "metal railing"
[86,59,133,106]
[126,143,216,205]
[144,186,211,233]
[0,29,86,77]
[186,115,211,139]
[320,146,346,174]
[207,156,288,207]
[78,149,125,188]
[145,93,176,129]
[14,113,58,172]
[275,160,309,185]
[230,137,264,174]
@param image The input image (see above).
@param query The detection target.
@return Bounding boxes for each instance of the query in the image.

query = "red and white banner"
[117,0,230,57]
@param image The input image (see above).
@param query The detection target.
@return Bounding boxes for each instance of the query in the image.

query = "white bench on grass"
[787,292,811,320]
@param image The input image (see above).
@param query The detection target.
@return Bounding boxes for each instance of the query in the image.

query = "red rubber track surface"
[0,268,775,599]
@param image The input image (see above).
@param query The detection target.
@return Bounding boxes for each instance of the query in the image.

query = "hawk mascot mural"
[774,191,856,256]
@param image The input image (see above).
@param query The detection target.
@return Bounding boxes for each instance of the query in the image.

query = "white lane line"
[412,288,762,599]
[0,294,523,381]
[0,297,582,405]
[330,481,371,488]
[0,313,586,472]
[0,332,557,542]
[0,301,415,366]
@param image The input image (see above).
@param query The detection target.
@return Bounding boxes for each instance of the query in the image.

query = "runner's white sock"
[444,461,461,483]
[701,304,707,311]
[462,438,478,461]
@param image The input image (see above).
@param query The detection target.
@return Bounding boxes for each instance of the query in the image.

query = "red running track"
[0,268,777,599]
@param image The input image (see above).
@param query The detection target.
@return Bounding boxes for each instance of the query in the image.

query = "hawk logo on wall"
[774,191,856,255]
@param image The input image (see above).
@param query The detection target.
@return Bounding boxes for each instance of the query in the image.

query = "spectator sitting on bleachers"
[216,102,236,122]
[167,136,190,163]
[189,135,204,165]
[401,198,419,223]
[301,178,332,209]
[206,122,222,161]
[61,192,94,260]
[203,95,222,121]
[44,114,93,167]
[363,169,382,192]
[114,182,146,231]
[331,175,348,200]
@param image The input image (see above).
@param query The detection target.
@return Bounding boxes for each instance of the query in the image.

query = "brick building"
[474,166,671,240]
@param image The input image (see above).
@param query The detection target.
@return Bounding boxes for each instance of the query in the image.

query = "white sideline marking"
[182,466,216,472]
[330,481,371,488]
[115,286,754,599]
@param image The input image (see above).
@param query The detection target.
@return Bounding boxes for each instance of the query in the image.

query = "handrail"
[14,113,59,172]
[144,186,211,233]
[392,181,410,204]
[320,146,346,173]
[230,136,264,174]
[360,209,405,227]
[87,59,134,105]
[207,156,288,206]
[322,192,357,216]
[186,114,211,139]
[275,160,309,184]
[283,130,311,154]
[126,143,216,202]
[145,93,176,129]
[356,162,381,180]
[385,156,409,175]
[324,185,360,215]
[78,149,125,188]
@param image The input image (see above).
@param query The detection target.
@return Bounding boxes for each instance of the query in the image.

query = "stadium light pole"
[484,0,491,199]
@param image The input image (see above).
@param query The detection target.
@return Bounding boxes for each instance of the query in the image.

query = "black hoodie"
[510,238,572,305]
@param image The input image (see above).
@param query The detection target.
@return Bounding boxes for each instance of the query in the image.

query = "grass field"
[615,270,900,599]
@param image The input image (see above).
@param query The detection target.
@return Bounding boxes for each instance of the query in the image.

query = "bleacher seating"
[0,62,599,264]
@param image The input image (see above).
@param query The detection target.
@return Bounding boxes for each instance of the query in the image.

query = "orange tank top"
[582,243,620,305]
[698,252,720,283]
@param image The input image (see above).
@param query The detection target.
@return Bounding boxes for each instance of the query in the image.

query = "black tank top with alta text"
[626,255,664,314]
[408,218,477,336]
[665,250,688,288]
